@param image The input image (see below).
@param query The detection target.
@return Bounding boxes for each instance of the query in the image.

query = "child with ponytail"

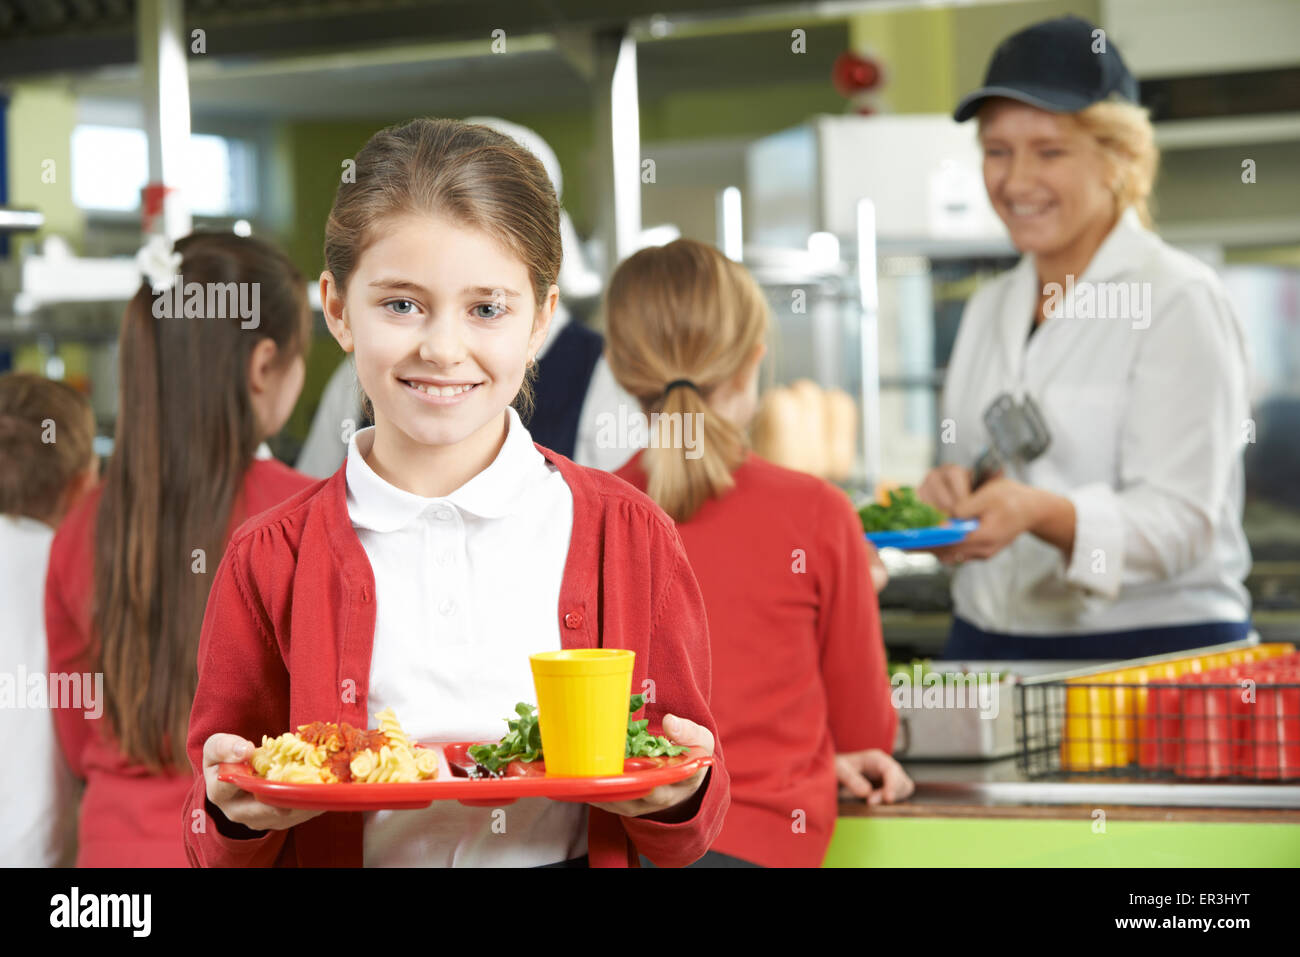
[606,239,911,867]
[44,233,315,865]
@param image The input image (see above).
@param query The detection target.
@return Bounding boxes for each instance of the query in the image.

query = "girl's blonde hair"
[603,239,770,523]
[979,98,1160,227]
[323,117,561,420]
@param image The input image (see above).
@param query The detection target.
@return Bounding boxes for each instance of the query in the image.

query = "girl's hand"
[916,464,975,514]
[836,749,914,804]
[203,733,325,832]
[867,541,889,593]
[587,715,713,821]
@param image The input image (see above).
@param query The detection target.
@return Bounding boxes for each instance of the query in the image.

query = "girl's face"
[323,214,555,453]
[978,99,1117,261]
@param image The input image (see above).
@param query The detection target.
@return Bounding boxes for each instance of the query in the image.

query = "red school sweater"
[44,457,317,867]
[181,445,730,868]
[615,450,898,867]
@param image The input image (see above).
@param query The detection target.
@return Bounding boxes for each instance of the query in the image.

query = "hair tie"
[135,233,182,293]
[662,379,699,399]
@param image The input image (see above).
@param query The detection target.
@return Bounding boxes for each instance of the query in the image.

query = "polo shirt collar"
[346,405,544,531]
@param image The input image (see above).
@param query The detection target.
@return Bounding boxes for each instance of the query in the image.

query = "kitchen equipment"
[747,115,1005,247]
[890,661,1026,760]
[972,392,1051,489]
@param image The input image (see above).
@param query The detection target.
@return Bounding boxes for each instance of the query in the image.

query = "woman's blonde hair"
[603,239,769,523]
[979,98,1159,227]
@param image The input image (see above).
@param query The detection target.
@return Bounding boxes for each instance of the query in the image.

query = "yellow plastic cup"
[530,649,634,777]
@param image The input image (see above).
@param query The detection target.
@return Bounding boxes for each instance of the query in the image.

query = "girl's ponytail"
[96,286,165,763]
[642,382,747,523]
[604,241,769,523]
[95,233,310,770]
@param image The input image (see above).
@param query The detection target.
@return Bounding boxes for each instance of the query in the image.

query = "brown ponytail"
[603,240,769,522]
[94,232,310,770]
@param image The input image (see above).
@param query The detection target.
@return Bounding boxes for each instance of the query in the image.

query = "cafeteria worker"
[918,16,1253,659]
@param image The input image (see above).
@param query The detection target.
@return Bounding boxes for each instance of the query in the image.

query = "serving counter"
[825,758,1300,866]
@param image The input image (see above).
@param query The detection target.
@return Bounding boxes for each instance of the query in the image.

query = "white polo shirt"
[940,207,1253,636]
[346,406,587,866]
[0,514,78,866]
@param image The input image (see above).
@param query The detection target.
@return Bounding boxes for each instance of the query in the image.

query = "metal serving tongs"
[971,392,1052,490]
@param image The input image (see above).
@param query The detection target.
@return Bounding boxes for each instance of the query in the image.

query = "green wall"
[847,0,1099,116]
[5,80,84,256]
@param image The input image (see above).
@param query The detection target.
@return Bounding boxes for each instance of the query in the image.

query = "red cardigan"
[615,450,897,867]
[181,445,729,867]
[44,457,317,867]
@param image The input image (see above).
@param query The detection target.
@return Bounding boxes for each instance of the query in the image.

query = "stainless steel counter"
[846,758,1300,811]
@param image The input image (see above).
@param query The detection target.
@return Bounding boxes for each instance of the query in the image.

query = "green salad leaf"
[858,486,947,533]
[466,701,543,773]
[467,694,688,775]
[626,693,690,758]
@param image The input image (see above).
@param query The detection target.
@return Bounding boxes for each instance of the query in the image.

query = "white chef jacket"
[940,207,1253,636]
[347,405,587,866]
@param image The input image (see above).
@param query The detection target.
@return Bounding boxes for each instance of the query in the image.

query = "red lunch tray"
[217,741,712,811]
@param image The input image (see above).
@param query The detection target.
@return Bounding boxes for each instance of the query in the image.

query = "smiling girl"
[182,117,728,867]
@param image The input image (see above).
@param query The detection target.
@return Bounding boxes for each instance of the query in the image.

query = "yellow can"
[1063,673,1116,769]
[530,649,635,776]
[1110,668,1146,766]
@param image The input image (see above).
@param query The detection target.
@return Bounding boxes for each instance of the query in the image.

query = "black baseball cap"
[953,15,1139,122]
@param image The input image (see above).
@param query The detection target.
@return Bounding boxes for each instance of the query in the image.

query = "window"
[71,125,257,216]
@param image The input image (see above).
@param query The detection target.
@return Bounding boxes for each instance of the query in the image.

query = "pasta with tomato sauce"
[249,708,438,783]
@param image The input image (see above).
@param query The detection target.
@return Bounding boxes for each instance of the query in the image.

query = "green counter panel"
[824,817,1300,867]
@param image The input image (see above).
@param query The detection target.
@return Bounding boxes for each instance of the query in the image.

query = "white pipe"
[610,33,642,263]
[857,197,881,490]
[137,0,192,241]
[717,185,743,262]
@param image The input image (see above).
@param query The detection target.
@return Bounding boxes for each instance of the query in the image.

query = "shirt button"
[439,598,457,616]
[564,611,583,629]
[436,550,454,566]
[435,509,453,522]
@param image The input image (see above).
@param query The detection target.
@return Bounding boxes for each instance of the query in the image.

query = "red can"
[1217,665,1252,776]
[1139,679,1181,771]
[1252,666,1300,781]
[1180,671,1233,779]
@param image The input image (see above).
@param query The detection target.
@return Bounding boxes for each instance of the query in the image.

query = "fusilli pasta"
[248,710,437,784]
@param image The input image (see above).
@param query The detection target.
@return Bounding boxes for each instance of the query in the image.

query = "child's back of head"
[0,372,96,528]
[603,239,770,522]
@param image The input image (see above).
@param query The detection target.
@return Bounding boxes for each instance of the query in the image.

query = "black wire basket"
[1017,649,1300,782]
